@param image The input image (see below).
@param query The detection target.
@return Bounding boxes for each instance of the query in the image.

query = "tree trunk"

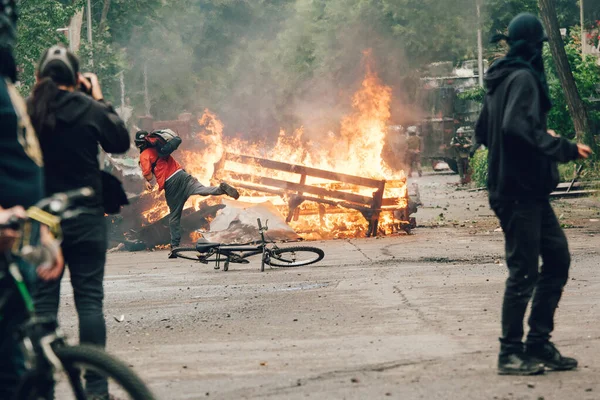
[98,0,111,33]
[538,0,596,151]
[68,8,84,52]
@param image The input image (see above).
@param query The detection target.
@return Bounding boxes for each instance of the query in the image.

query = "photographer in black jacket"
[28,45,130,396]
[0,3,64,397]
[475,13,592,375]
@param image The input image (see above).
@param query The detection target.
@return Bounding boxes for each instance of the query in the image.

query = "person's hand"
[548,129,560,138]
[36,226,64,281]
[0,206,26,252]
[79,73,103,101]
[577,143,592,159]
[145,181,154,191]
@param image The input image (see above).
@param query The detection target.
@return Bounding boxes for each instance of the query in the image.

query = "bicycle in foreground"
[171,219,325,271]
[1,189,155,400]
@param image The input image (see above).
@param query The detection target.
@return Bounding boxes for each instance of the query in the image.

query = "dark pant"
[491,199,571,355]
[407,152,422,177]
[164,171,224,247]
[457,157,470,184]
[0,258,37,399]
[34,238,108,395]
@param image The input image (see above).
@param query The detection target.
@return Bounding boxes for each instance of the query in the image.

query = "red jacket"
[140,148,182,191]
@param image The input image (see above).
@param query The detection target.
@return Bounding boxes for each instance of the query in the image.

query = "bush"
[470,148,488,188]
[474,153,598,188]
[560,160,600,182]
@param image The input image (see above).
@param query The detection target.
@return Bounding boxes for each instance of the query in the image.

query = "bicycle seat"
[195,238,220,252]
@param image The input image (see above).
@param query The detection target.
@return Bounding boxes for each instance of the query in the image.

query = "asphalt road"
[54,172,600,400]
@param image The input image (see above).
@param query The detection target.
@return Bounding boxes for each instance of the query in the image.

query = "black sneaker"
[168,245,179,259]
[525,342,578,371]
[220,182,240,200]
[498,353,545,375]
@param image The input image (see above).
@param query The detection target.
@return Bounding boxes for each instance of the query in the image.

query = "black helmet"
[39,45,77,84]
[135,130,149,147]
[507,13,548,45]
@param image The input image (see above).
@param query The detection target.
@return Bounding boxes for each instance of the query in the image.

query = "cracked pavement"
[54,172,600,399]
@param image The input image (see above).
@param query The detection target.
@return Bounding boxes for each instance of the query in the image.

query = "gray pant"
[164,170,224,246]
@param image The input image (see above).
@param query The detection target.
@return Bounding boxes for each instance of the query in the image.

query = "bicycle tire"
[265,246,325,267]
[15,344,156,400]
[171,247,204,261]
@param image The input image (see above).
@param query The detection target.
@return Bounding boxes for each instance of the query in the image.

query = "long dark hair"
[28,46,80,136]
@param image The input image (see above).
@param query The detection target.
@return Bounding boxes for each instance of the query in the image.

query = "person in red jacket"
[136,131,239,256]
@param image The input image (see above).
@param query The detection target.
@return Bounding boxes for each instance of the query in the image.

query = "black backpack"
[148,129,182,157]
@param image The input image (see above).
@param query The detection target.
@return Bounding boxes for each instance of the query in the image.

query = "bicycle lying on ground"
[0,189,155,400]
[171,219,325,272]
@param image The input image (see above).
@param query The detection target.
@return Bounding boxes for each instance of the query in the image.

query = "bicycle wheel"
[171,247,204,261]
[265,246,324,267]
[16,344,156,400]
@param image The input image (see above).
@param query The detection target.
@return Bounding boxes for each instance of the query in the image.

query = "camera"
[78,73,94,96]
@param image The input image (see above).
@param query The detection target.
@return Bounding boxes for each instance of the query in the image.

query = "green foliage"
[482,0,596,41]
[559,160,600,182]
[544,30,600,139]
[470,148,489,188]
[458,86,486,103]
[78,27,126,102]
[15,0,82,94]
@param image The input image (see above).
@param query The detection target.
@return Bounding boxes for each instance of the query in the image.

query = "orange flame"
[142,51,409,238]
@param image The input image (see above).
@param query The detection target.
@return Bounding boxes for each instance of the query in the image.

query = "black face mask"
[489,13,551,112]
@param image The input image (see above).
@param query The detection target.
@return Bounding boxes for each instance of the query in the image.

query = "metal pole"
[581,0,585,55]
[477,0,484,87]
[86,0,93,66]
[120,71,125,109]
[144,63,151,115]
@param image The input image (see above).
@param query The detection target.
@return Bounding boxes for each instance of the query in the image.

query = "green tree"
[15,0,81,93]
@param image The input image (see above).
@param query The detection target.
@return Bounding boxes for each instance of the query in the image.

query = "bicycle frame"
[0,189,95,393]
[0,253,68,380]
[196,219,274,271]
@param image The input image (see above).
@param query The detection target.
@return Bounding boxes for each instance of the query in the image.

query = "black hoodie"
[37,91,130,212]
[475,67,579,202]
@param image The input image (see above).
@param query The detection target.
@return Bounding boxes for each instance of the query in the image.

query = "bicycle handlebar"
[35,187,94,213]
[0,187,95,230]
[257,218,263,230]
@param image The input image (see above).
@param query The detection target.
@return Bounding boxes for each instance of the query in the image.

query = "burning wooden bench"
[213,152,415,237]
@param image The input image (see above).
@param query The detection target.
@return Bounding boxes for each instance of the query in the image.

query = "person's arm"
[82,73,130,154]
[502,71,584,162]
[0,206,25,252]
[139,151,155,191]
[36,225,64,281]
[95,102,130,154]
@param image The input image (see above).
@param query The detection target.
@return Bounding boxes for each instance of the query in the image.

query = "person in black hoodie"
[28,45,130,396]
[0,3,64,397]
[475,13,592,376]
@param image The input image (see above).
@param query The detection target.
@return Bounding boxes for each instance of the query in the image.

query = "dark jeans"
[407,152,422,177]
[164,171,224,247]
[0,258,37,399]
[34,237,108,395]
[456,157,470,183]
[491,198,571,355]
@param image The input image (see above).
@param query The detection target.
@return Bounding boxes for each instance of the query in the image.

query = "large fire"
[142,52,408,239]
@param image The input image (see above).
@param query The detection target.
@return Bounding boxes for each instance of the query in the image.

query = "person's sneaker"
[220,182,240,200]
[168,245,179,259]
[498,353,545,375]
[525,342,578,371]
